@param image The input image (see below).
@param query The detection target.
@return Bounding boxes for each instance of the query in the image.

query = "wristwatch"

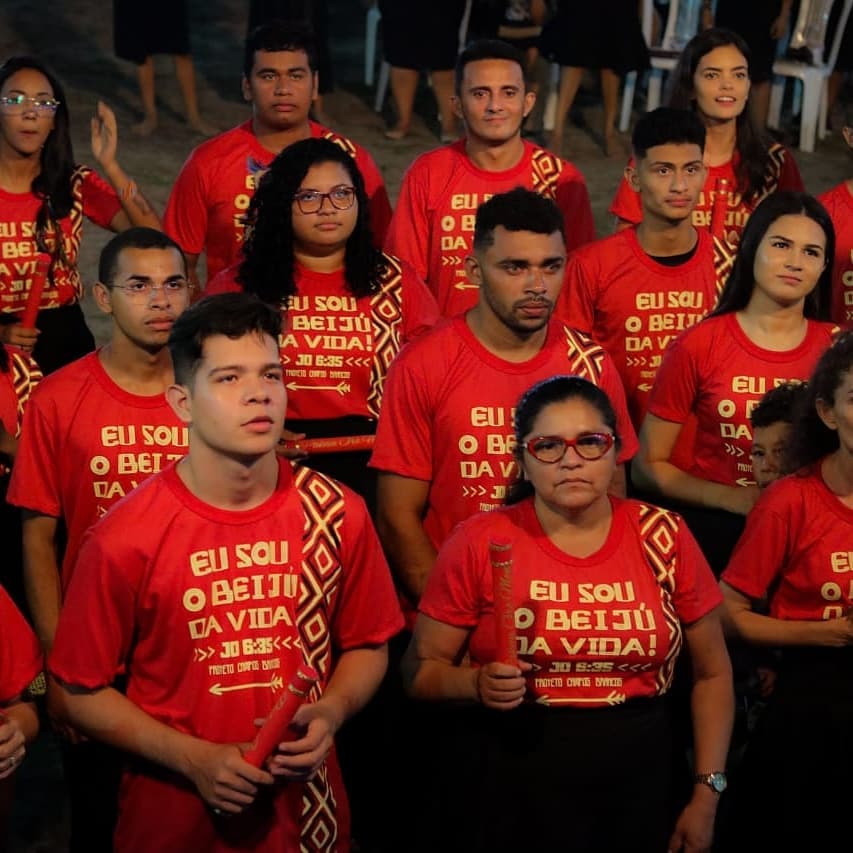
[694,771,727,794]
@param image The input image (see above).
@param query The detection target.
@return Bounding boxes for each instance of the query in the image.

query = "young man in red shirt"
[558,107,718,430]
[48,293,403,852]
[385,39,595,317]
[372,188,636,614]
[7,227,192,852]
[163,22,392,287]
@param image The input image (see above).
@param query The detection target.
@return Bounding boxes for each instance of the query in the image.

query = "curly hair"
[785,331,853,473]
[237,138,387,305]
[667,28,771,205]
[0,57,75,285]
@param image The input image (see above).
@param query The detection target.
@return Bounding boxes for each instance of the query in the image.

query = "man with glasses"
[7,227,192,852]
[163,21,392,289]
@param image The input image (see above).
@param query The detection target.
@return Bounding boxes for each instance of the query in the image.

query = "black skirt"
[378,0,468,71]
[113,0,191,64]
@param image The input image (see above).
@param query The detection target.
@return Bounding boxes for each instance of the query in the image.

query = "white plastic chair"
[365,3,381,87]
[645,0,705,113]
[767,0,853,152]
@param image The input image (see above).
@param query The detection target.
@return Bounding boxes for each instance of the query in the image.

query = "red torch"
[489,537,517,666]
[243,664,319,768]
[19,252,51,330]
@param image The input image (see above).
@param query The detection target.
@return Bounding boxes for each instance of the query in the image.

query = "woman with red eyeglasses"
[0,56,160,374]
[404,375,733,853]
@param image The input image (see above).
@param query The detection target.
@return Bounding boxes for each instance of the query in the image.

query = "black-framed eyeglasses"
[0,95,61,115]
[108,280,192,302]
[293,185,356,214]
[525,432,615,463]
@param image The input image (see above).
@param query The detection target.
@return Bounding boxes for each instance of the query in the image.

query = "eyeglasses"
[108,280,192,302]
[293,186,356,214]
[0,95,61,115]
[525,432,615,463]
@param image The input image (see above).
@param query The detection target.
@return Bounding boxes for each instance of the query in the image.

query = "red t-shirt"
[722,465,853,622]
[0,347,42,477]
[818,181,853,329]
[49,459,403,853]
[647,314,837,487]
[0,166,121,312]
[163,121,393,284]
[207,255,439,421]
[421,497,721,707]
[369,315,638,551]
[559,227,718,429]
[0,585,42,704]
[385,140,595,316]
[609,145,804,247]
[6,351,188,590]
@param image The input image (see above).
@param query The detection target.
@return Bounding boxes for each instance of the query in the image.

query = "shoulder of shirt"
[183,123,251,161]
[27,353,98,403]
[400,143,464,179]
[570,230,628,264]
[88,470,175,539]
[390,315,460,361]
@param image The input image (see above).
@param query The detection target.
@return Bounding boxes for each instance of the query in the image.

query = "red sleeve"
[608,161,642,224]
[48,527,139,689]
[557,251,597,332]
[419,521,484,629]
[163,151,210,256]
[0,586,42,704]
[354,147,392,247]
[646,330,700,425]
[598,352,639,462]
[7,388,62,516]
[721,489,790,600]
[81,169,122,230]
[384,166,430,285]
[777,147,804,192]
[399,260,439,343]
[555,168,596,251]
[205,265,243,296]
[333,494,404,649]
[369,345,435,480]
[672,519,723,623]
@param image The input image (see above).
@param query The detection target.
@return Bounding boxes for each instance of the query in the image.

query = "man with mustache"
[7,227,192,852]
[371,188,637,617]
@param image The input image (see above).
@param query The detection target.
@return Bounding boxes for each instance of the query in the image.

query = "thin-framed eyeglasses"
[0,95,61,115]
[108,280,192,302]
[525,432,615,463]
[293,185,356,214]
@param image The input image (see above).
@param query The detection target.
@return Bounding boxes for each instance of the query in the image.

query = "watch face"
[709,773,728,793]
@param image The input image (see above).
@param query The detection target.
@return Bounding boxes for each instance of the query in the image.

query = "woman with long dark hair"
[719,331,853,849]
[610,28,803,248]
[405,375,733,852]
[207,137,437,504]
[0,56,160,373]
[633,191,837,572]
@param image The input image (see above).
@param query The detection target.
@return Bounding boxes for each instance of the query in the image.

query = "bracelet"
[120,179,139,202]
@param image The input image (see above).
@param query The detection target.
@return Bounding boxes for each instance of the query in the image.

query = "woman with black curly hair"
[207,137,438,504]
[0,56,161,374]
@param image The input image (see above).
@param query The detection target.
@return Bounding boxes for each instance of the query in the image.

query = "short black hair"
[243,20,317,78]
[455,38,527,93]
[98,227,186,285]
[750,381,808,429]
[473,187,565,251]
[632,107,706,160]
[169,293,282,386]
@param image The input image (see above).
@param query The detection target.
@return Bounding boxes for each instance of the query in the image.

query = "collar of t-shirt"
[647,241,699,268]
